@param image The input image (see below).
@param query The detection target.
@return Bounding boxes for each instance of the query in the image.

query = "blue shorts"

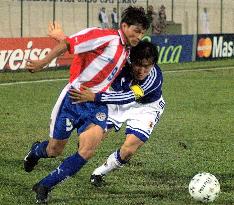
[50,91,108,140]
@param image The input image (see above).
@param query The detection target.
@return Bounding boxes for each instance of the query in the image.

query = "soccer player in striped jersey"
[69,41,165,187]
[23,7,149,204]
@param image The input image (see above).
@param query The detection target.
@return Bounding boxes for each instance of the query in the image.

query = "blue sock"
[33,141,49,159]
[116,149,128,165]
[39,153,87,189]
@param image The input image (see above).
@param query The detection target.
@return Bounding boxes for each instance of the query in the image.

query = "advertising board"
[0,37,73,71]
[196,34,234,61]
[143,35,194,64]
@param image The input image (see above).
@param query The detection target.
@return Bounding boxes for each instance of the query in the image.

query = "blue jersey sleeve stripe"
[143,80,162,95]
[101,96,134,101]
[141,71,157,91]
[141,68,160,94]
[101,90,133,100]
[100,91,136,103]
[141,68,157,89]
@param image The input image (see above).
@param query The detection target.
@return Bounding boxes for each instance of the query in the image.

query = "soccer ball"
[189,172,220,203]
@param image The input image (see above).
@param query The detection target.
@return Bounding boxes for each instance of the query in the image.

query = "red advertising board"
[0,37,73,70]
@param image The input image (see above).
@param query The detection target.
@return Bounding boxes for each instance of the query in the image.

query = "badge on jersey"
[96,112,107,121]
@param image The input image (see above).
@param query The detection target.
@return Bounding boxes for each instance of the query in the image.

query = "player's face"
[122,23,146,46]
[132,58,153,81]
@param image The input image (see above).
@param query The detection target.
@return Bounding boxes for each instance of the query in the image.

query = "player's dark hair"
[121,6,150,30]
[130,41,159,65]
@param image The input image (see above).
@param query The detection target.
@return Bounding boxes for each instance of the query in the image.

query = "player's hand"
[48,21,66,42]
[69,85,95,103]
[26,59,47,73]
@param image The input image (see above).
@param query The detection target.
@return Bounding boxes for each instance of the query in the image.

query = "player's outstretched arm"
[68,85,140,105]
[26,41,68,73]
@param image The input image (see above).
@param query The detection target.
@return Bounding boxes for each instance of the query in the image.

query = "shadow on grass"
[218,173,234,193]
[0,154,60,173]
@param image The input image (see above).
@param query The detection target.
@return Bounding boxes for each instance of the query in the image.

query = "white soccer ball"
[189,172,220,203]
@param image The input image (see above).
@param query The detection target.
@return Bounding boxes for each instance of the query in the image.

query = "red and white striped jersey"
[66,27,130,93]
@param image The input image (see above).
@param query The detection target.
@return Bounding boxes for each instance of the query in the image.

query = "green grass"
[0,60,234,204]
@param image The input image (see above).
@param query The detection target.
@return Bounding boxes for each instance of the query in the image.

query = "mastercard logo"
[197,38,212,58]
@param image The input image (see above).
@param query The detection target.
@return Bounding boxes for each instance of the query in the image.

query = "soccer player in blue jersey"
[69,41,165,186]
[23,7,149,204]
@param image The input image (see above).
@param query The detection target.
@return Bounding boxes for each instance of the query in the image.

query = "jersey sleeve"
[95,66,162,105]
[140,66,162,96]
[66,28,117,54]
[95,88,135,105]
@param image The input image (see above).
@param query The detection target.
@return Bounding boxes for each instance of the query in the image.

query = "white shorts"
[107,96,165,142]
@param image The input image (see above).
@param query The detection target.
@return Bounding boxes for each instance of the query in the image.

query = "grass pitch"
[0,60,233,204]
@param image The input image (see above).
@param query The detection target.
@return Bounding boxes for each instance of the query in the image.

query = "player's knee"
[78,148,96,160]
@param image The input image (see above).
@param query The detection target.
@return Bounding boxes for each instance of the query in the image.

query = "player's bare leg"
[24,138,67,172]
[32,124,105,203]
[78,124,106,160]
[119,134,144,160]
[46,138,68,157]
[90,134,144,186]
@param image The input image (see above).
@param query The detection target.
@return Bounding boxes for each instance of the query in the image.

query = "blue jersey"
[95,64,163,104]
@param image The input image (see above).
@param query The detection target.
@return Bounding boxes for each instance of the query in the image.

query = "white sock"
[92,151,123,176]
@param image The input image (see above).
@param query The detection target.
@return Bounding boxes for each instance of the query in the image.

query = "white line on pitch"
[164,66,234,73]
[0,78,67,86]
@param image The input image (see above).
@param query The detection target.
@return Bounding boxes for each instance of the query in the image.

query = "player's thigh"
[78,124,105,159]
